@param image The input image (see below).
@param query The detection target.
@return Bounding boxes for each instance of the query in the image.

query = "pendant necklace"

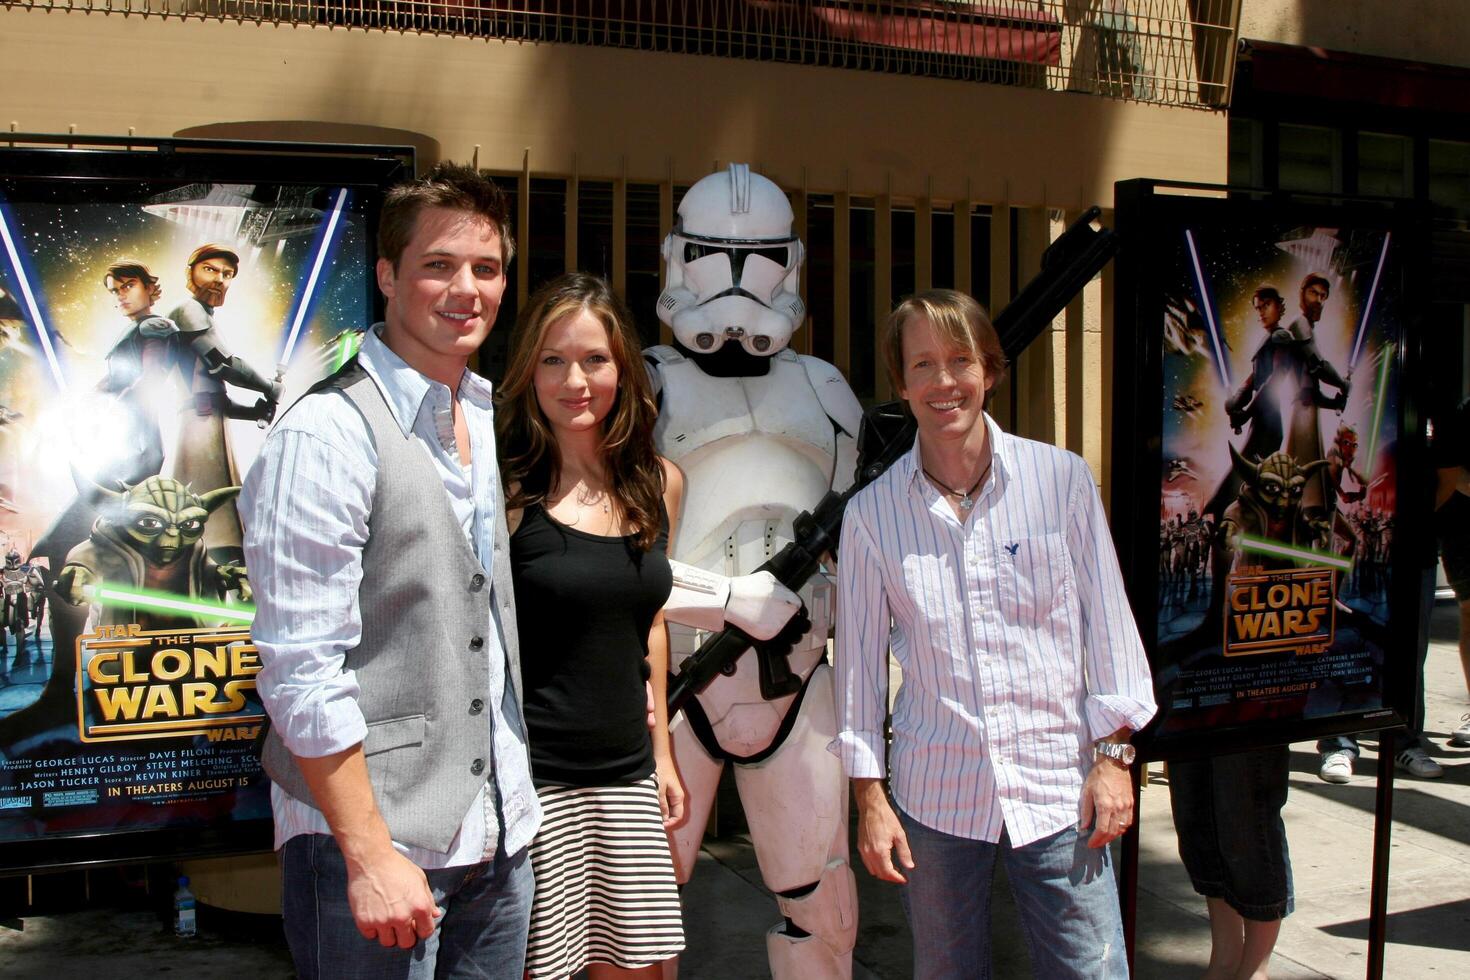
[923,456,993,513]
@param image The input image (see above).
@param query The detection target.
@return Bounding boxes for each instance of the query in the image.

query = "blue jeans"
[1168,747,1293,921]
[896,808,1129,980]
[280,832,534,980]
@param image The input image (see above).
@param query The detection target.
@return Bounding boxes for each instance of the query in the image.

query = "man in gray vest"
[242,164,540,979]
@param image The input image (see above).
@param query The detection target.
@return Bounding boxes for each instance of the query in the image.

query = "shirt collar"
[902,411,1011,491]
[356,324,494,437]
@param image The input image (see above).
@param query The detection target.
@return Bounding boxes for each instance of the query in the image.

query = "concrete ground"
[3,603,1469,978]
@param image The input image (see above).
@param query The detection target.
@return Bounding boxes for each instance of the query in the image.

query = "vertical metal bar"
[915,184,932,294]
[1121,767,1142,974]
[564,157,579,276]
[833,183,852,380]
[954,192,972,296]
[659,163,674,346]
[1367,730,1396,980]
[1100,235,1115,514]
[988,202,1012,430]
[875,181,893,402]
[612,161,627,300]
[517,149,530,309]
[1065,208,1087,459]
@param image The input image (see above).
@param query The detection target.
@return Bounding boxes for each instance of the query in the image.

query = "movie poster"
[1147,220,1406,740]
[0,166,375,865]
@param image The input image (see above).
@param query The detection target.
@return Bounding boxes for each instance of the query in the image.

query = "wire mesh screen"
[12,0,1238,107]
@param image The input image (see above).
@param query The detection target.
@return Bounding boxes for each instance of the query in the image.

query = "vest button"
[470,758,485,776]
[470,636,485,651]
[470,573,486,592]
[469,698,484,714]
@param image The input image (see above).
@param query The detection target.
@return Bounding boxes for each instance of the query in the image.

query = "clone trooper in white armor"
[651,165,863,979]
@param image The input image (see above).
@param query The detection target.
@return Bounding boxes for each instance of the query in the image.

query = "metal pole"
[1120,763,1142,973]
[1366,729,1396,980]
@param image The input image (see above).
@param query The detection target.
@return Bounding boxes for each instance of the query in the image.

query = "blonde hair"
[882,289,1007,392]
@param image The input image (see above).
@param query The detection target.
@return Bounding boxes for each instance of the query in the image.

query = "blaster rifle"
[667,207,1119,714]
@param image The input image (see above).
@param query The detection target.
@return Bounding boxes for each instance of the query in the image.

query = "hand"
[344,847,442,949]
[854,780,913,884]
[55,564,95,607]
[655,756,687,830]
[725,571,802,641]
[1078,759,1134,849]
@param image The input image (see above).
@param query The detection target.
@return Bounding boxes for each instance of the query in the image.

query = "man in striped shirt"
[830,289,1157,979]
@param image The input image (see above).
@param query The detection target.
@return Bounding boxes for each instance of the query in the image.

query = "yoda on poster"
[1153,223,1403,737]
[0,175,371,849]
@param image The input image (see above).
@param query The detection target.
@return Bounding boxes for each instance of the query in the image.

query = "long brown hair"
[498,272,665,550]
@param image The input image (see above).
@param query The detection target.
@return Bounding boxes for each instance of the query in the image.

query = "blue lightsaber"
[1348,232,1391,373]
[0,199,67,391]
[1185,229,1231,389]
[279,188,349,366]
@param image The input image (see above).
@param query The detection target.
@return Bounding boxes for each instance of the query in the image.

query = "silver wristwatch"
[1094,741,1137,766]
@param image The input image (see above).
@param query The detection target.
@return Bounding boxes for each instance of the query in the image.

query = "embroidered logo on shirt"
[1004,542,1020,557]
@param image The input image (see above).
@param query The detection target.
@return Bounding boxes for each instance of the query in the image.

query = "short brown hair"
[1252,285,1284,307]
[882,289,1007,393]
[103,260,162,304]
[378,163,515,270]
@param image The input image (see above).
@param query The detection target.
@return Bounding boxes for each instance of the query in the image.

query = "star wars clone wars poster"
[0,151,382,867]
[1147,216,1408,742]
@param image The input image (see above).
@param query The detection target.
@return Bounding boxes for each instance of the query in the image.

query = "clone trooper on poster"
[651,164,863,979]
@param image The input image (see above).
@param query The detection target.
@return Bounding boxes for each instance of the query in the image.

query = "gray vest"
[261,363,523,852]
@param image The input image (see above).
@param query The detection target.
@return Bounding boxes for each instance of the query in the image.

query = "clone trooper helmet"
[658,163,805,357]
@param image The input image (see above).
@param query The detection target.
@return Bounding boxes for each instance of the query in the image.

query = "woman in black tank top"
[498,273,686,978]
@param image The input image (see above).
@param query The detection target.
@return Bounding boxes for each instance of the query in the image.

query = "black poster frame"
[1111,178,1430,763]
[0,136,411,875]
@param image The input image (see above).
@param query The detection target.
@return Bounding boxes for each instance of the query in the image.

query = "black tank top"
[511,502,673,788]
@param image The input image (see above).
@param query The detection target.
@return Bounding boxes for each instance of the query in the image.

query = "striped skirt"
[525,776,686,977]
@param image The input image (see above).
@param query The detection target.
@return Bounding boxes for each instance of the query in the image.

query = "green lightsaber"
[1238,534,1352,572]
[1362,342,1394,482]
[88,584,256,625]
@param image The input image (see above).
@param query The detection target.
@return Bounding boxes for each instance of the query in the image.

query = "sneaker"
[1318,749,1354,783]
[1395,745,1444,779]
[1451,714,1470,748]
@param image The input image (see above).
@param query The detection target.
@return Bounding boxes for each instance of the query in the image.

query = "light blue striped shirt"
[830,413,1156,846]
[241,326,540,867]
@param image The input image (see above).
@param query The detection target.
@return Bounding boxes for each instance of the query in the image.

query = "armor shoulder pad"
[137,315,178,339]
[643,344,685,366]
[798,355,864,437]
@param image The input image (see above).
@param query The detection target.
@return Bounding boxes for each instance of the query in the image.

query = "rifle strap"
[675,666,816,766]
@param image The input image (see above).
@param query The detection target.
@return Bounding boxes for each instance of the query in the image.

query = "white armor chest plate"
[652,352,842,755]
[3,569,25,597]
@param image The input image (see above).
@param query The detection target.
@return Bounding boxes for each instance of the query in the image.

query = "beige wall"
[0,9,1224,207]
[1240,0,1470,70]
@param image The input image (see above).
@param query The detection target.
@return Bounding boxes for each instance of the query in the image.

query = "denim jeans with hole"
[279,832,533,980]
[896,807,1129,980]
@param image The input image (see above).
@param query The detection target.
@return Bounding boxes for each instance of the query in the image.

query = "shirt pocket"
[996,532,1070,628]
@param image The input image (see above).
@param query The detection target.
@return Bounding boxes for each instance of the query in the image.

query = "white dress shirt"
[830,413,1157,846]
[240,326,540,867]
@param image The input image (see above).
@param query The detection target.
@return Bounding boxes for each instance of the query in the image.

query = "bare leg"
[1202,897,1244,980]
[1458,600,1470,699]
[1235,917,1282,980]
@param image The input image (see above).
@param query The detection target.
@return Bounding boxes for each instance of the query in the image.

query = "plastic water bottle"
[173,876,197,938]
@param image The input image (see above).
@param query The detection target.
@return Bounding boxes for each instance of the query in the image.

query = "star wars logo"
[1224,566,1336,657]
[75,623,264,742]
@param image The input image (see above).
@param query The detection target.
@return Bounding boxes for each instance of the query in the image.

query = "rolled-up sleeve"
[1065,461,1158,742]
[828,500,891,780]
[240,399,376,759]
